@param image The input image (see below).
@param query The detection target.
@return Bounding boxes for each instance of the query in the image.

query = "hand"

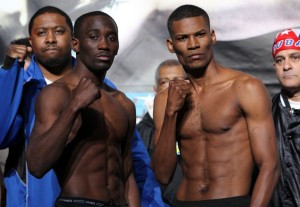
[71,77,101,110]
[166,79,191,114]
[6,44,32,63]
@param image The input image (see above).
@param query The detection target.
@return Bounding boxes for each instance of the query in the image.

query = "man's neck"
[74,65,107,89]
[37,57,73,82]
[40,66,72,83]
[282,88,300,102]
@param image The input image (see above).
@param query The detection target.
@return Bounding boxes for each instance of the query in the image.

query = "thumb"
[27,46,33,53]
[184,79,190,84]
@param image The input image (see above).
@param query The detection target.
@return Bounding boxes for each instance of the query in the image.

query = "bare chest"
[178,88,243,139]
[79,94,129,143]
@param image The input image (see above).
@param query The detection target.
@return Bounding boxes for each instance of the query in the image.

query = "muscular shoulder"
[120,91,135,110]
[106,88,136,117]
[41,81,71,99]
[231,71,267,97]
[36,81,71,112]
[108,87,134,105]
[229,70,271,112]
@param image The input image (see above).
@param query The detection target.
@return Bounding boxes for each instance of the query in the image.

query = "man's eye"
[177,36,187,41]
[55,30,64,35]
[196,32,205,37]
[89,35,98,40]
[108,35,117,41]
[275,58,283,63]
[291,55,300,60]
[38,31,46,36]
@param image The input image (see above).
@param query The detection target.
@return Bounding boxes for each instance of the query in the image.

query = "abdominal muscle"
[176,132,254,201]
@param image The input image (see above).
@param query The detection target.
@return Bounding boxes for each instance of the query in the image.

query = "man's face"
[167,16,216,72]
[29,12,72,67]
[75,15,119,72]
[156,65,187,92]
[274,49,300,92]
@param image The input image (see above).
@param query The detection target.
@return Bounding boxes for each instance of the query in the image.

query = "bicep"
[239,78,277,166]
[30,85,69,140]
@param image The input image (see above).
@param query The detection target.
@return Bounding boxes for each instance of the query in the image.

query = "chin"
[282,83,300,91]
[190,62,208,70]
[42,56,68,68]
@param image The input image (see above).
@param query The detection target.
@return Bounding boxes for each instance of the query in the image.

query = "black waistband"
[175,195,251,207]
[55,196,115,207]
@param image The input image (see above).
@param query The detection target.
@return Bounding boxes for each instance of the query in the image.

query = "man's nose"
[187,36,199,49]
[45,31,57,44]
[98,37,108,49]
[283,58,292,71]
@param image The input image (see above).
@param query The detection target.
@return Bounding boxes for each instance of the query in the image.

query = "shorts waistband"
[175,195,251,207]
[57,196,114,207]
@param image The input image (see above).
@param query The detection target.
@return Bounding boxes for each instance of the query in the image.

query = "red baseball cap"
[272,28,300,58]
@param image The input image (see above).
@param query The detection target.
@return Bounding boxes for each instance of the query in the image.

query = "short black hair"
[73,11,117,38]
[167,4,210,35]
[28,6,73,35]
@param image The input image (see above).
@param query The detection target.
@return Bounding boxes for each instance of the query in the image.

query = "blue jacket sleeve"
[132,130,169,207]
[0,61,25,148]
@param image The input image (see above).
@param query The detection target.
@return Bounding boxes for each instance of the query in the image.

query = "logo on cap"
[272,28,300,57]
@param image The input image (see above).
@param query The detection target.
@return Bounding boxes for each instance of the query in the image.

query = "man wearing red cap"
[271,28,300,206]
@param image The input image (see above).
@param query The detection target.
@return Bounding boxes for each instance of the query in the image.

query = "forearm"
[125,172,140,207]
[151,112,178,185]
[250,162,280,207]
[25,105,79,178]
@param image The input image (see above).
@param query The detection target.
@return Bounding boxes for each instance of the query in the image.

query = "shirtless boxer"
[151,4,280,207]
[25,11,140,207]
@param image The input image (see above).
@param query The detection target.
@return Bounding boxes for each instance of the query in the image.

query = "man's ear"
[153,85,157,93]
[166,37,175,53]
[72,37,79,53]
[28,37,32,46]
[211,29,216,45]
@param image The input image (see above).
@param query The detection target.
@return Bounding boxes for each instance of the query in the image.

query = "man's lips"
[96,53,111,61]
[188,53,204,60]
[283,75,297,79]
[43,47,59,52]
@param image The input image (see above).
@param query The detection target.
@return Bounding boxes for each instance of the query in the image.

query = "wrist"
[165,107,178,118]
